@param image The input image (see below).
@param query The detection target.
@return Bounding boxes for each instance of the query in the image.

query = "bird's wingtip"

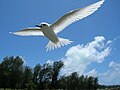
[9,32,13,34]
[9,32,16,35]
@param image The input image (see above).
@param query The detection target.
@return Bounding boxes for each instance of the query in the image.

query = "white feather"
[46,37,73,51]
[10,27,44,36]
[51,0,105,34]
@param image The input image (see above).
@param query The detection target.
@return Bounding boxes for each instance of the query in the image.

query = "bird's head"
[35,22,49,28]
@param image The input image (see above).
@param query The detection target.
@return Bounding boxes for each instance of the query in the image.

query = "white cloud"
[46,60,54,65]
[61,36,111,75]
[46,36,120,85]
[109,61,120,68]
[85,69,97,77]
[99,61,120,85]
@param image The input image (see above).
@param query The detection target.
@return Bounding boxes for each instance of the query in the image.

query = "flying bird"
[10,0,105,51]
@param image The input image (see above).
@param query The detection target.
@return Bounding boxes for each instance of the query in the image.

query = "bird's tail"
[46,37,73,51]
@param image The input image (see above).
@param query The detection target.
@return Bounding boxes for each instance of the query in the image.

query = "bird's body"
[10,0,105,51]
[41,25,59,44]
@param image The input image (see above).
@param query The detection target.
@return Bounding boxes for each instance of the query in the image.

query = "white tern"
[10,0,105,51]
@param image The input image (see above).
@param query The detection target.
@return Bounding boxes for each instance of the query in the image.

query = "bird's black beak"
[35,25,42,28]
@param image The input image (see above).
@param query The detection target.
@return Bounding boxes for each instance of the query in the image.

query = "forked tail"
[46,37,73,51]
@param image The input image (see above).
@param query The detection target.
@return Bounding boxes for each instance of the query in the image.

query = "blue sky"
[0,0,120,85]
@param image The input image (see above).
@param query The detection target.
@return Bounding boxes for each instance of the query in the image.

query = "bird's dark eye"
[42,24,46,26]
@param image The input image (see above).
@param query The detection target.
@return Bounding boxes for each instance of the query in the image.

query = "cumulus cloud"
[109,61,120,68]
[61,36,111,75]
[99,61,120,85]
[85,69,97,77]
[46,36,120,85]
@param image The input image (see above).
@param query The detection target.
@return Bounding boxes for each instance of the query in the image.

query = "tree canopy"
[0,56,119,90]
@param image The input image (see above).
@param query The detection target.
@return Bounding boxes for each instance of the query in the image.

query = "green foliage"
[51,60,64,89]
[58,72,99,90]
[0,56,100,90]
[0,56,24,88]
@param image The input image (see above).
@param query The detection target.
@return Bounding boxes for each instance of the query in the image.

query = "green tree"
[68,72,79,90]
[51,60,64,89]
[78,75,85,89]
[0,56,24,88]
[93,77,98,90]
[58,75,68,89]
[87,76,94,89]
[33,64,41,88]
[38,62,52,89]
[0,56,99,90]
[21,66,35,89]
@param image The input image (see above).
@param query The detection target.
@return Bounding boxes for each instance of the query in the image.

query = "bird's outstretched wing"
[51,0,105,34]
[10,27,44,36]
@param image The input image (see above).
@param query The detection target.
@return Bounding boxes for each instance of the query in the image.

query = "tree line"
[0,56,111,90]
